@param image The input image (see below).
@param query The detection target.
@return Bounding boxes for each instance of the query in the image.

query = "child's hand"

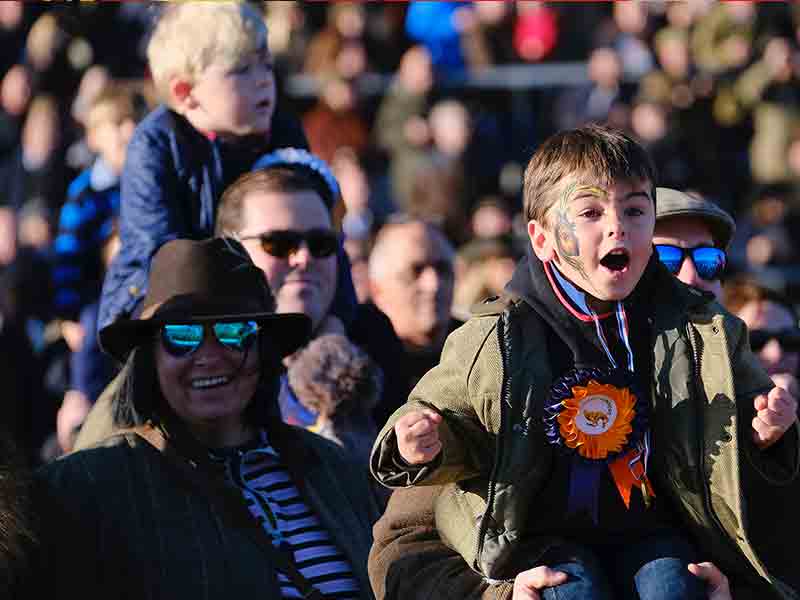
[394,409,442,465]
[752,385,798,449]
[512,566,568,599]
[688,562,732,600]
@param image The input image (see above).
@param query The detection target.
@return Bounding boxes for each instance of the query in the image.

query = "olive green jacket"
[372,278,799,597]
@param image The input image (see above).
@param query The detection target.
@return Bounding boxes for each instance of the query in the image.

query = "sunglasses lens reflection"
[655,245,683,274]
[213,321,259,351]
[162,324,204,356]
[692,247,725,281]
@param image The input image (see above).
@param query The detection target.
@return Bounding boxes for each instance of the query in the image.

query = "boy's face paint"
[545,179,655,301]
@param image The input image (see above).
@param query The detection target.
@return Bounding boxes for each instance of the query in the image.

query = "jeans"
[538,534,707,600]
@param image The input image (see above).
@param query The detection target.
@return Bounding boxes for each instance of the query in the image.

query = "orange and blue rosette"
[544,366,653,523]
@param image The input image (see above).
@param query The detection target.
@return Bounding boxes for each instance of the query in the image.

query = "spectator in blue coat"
[51,86,137,454]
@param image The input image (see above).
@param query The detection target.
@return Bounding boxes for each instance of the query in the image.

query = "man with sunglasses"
[653,188,734,299]
[654,187,800,403]
[216,158,410,429]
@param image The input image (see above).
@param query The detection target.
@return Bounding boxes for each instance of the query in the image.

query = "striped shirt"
[214,432,361,599]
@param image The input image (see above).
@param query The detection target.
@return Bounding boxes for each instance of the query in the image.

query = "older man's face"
[238,189,337,331]
[653,216,723,298]
[371,224,454,351]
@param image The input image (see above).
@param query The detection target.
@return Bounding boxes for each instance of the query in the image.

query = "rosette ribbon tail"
[567,458,604,524]
[608,448,656,509]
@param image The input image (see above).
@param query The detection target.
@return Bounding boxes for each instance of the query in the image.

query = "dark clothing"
[98,105,308,331]
[348,302,412,428]
[30,421,380,600]
[52,160,119,321]
[69,301,115,402]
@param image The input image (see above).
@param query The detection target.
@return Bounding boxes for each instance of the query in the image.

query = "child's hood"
[503,244,666,369]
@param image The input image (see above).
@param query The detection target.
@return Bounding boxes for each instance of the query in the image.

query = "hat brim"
[99,311,311,364]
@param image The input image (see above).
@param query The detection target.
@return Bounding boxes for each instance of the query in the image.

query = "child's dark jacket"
[372,250,800,598]
[97,105,308,331]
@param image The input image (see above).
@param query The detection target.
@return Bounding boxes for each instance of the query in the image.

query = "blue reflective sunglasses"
[160,321,259,357]
[655,244,727,281]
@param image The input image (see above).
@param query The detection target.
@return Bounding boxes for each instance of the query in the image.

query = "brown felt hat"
[99,237,310,363]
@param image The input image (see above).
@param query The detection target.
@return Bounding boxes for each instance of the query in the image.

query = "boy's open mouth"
[600,248,630,272]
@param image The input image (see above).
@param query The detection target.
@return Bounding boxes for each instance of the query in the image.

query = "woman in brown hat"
[28,238,380,600]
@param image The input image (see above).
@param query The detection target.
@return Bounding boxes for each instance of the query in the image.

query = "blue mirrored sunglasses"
[655,244,726,281]
[160,321,259,357]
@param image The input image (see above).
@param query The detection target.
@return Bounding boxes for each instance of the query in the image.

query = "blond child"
[98,1,307,332]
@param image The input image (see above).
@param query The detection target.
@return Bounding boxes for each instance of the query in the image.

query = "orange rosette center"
[556,379,636,460]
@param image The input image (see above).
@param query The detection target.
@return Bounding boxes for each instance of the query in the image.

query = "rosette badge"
[545,366,653,521]
[557,379,636,460]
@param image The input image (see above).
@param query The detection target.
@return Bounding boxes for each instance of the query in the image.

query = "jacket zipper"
[686,320,764,586]
[474,307,514,573]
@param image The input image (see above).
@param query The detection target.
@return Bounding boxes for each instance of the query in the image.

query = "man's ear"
[169,78,196,112]
[528,219,555,262]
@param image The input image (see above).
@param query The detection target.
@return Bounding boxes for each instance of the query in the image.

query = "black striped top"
[216,432,361,599]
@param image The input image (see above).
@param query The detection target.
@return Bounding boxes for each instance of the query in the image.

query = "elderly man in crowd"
[367,218,461,387]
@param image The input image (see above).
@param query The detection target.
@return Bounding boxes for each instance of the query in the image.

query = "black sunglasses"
[749,328,800,353]
[160,321,259,358]
[654,244,727,281]
[241,228,338,259]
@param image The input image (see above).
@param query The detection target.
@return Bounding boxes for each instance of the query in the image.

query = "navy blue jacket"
[98,105,309,331]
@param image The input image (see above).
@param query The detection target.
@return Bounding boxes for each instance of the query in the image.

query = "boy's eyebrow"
[622,191,652,202]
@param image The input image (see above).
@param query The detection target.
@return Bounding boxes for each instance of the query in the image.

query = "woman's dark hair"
[111,333,283,431]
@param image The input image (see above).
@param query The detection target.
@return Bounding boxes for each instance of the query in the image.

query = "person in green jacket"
[371,124,799,600]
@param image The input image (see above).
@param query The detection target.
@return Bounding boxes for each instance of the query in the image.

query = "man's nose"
[288,242,313,267]
[418,264,442,291]
[678,255,702,287]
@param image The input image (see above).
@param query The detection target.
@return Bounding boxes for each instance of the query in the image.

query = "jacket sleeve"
[729,315,800,484]
[368,485,512,600]
[98,121,182,330]
[370,316,501,488]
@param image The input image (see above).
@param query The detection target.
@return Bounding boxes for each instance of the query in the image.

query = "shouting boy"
[371,125,799,599]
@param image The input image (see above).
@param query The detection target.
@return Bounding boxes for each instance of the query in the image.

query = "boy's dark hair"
[215,167,328,236]
[523,124,657,227]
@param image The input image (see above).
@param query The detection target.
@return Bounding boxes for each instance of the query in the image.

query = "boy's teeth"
[192,375,230,389]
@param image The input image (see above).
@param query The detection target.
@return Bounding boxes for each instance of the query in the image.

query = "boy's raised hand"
[395,409,443,465]
[752,385,798,449]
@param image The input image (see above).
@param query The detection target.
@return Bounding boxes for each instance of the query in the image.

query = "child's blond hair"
[146,1,268,105]
[523,124,657,229]
[84,86,137,133]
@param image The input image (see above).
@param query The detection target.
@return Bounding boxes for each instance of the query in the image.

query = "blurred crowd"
[2,0,800,466]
